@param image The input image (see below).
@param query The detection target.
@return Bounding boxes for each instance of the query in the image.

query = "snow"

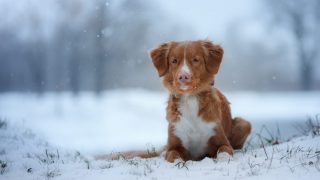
[1,119,319,180]
[0,89,320,179]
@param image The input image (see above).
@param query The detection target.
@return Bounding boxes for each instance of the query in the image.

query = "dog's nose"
[178,72,190,84]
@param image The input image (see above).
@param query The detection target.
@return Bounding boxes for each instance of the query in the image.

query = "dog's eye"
[171,58,178,64]
[192,58,199,63]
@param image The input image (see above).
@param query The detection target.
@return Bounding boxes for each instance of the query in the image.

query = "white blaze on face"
[179,43,191,90]
[181,61,190,74]
[181,43,191,74]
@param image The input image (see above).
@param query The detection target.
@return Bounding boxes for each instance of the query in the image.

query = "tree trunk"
[300,56,313,91]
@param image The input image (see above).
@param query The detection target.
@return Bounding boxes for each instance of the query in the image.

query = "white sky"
[157,0,263,39]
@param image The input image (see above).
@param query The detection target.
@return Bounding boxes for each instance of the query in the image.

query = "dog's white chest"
[173,95,216,159]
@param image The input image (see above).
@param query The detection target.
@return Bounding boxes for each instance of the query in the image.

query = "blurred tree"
[0,0,194,93]
[222,23,295,92]
[25,6,47,94]
[92,0,108,94]
[267,0,320,90]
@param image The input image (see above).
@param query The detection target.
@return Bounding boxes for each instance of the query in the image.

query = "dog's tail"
[95,147,165,160]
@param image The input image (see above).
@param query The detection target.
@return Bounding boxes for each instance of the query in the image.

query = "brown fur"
[96,40,251,162]
[96,150,161,160]
[150,40,251,162]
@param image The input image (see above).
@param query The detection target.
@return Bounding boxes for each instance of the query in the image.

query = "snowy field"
[0,89,320,179]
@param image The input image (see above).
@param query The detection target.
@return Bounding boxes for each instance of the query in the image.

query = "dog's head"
[149,40,223,94]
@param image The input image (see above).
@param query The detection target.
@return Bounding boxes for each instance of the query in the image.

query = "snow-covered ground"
[1,117,320,180]
[0,89,320,179]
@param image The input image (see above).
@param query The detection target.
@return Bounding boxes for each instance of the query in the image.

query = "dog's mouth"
[176,81,196,93]
[172,81,190,93]
[172,76,203,94]
[179,84,189,91]
[177,80,192,90]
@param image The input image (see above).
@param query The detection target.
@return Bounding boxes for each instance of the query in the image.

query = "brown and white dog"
[150,40,251,162]
[97,40,251,162]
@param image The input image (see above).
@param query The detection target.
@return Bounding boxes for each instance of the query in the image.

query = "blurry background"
[0,0,319,153]
[1,0,319,93]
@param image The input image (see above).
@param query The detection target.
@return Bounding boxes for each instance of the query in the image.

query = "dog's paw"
[216,152,233,162]
[165,150,182,163]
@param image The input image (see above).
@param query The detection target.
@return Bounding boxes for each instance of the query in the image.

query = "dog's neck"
[168,86,220,123]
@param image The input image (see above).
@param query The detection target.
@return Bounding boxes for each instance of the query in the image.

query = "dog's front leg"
[166,94,181,123]
[165,124,190,162]
[165,95,190,162]
[207,125,234,159]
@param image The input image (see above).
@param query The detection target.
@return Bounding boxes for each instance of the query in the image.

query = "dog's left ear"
[201,41,224,75]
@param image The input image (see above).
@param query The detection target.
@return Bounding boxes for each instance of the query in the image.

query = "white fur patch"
[181,43,190,74]
[181,61,190,74]
[180,84,189,90]
[173,95,216,159]
[179,61,191,90]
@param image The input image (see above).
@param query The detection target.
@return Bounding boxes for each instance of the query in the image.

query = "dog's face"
[150,40,223,94]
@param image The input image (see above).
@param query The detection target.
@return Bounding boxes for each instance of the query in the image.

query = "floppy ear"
[149,42,171,77]
[201,41,224,74]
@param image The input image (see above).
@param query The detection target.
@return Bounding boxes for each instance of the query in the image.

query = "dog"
[150,40,251,162]
[96,40,251,162]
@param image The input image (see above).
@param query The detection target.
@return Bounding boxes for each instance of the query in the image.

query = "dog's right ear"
[149,42,171,77]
